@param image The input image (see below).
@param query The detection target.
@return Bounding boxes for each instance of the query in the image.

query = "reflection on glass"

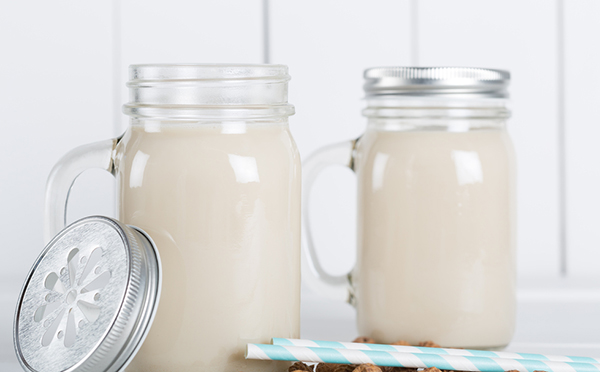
[129,150,150,188]
[221,122,247,134]
[228,154,260,184]
[451,150,483,186]
[371,152,389,191]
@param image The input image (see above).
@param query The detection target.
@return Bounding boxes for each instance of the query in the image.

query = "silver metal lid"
[14,216,161,372]
[363,67,510,98]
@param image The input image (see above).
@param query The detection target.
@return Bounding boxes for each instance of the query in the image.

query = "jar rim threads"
[123,64,294,119]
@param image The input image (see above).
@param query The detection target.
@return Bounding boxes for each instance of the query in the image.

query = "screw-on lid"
[14,216,161,372]
[363,67,510,98]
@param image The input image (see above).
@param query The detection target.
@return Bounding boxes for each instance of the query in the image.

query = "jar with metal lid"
[44,64,301,371]
[302,67,516,348]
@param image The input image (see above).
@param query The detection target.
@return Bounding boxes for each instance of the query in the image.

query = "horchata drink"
[45,64,301,371]
[302,67,516,349]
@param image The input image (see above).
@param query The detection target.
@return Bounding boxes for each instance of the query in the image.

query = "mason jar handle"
[44,139,118,243]
[301,139,357,303]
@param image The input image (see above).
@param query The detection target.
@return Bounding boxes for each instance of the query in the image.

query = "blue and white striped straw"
[273,338,600,364]
[246,343,600,372]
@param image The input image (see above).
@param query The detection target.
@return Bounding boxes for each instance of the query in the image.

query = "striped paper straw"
[273,338,600,365]
[246,343,600,372]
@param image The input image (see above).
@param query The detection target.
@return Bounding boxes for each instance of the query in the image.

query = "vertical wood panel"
[564,0,600,277]
[271,0,412,277]
[0,1,114,365]
[417,0,561,277]
[0,1,114,280]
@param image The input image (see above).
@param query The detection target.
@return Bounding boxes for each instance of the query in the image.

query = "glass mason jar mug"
[45,65,301,371]
[303,67,516,349]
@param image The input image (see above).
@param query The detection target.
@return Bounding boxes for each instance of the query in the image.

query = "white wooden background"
[1,0,600,367]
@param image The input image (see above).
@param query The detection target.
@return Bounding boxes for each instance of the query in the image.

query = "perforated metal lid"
[363,66,510,98]
[14,216,161,372]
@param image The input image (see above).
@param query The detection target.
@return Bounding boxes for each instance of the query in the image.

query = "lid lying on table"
[14,216,161,372]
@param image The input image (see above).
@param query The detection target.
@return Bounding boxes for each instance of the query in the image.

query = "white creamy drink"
[353,128,516,348]
[119,123,301,371]
[43,65,300,371]
[301,67,516,349]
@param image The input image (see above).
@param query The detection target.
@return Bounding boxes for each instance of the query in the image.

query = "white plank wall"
[0,1,114,365]
[271,0,412,275]
[1,0,600,368]
[417,0,561,277]
[564,0,600,276]
[0,1,115,277]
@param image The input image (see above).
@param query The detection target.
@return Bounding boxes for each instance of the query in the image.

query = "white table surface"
[3,276,600,371]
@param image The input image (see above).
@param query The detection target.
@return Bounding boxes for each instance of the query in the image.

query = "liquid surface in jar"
[353,128,516,348]
[117,123,301,372]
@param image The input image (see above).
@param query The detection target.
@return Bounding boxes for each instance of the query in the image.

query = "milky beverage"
[117,123,301,371]
[353,128,516,348]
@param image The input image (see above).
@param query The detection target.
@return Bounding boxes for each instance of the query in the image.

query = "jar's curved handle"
[44,139,118,243]
[301,139,358,304]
